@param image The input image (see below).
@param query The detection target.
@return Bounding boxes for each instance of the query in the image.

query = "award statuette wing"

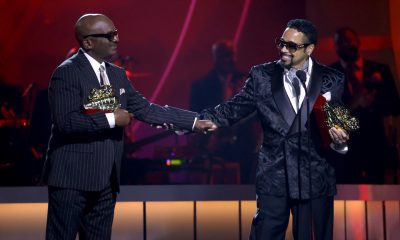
[312,95,359,148]
[83,85,121,114]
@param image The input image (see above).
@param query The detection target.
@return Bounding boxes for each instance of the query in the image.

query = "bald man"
[43,14,215,239]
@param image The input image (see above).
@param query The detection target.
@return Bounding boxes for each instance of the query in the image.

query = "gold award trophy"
[83,85,121,114]
[313,95,359,148]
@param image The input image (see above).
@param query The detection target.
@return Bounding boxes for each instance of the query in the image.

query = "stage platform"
[1,185,399,239]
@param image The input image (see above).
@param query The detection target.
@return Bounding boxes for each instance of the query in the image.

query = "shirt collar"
[283,57,313,78]
[83,51,105,74]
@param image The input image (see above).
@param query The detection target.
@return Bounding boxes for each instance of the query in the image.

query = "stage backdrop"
[0,0,397,184]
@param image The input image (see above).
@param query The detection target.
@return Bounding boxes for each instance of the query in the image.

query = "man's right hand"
[114,109,133,127]
[194,119,218,133]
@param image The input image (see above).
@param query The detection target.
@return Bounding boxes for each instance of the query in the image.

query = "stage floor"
[1,185,399,239]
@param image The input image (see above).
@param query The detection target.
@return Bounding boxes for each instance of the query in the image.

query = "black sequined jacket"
[202,60,344,199]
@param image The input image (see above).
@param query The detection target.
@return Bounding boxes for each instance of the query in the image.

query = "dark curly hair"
[287,19,318,44]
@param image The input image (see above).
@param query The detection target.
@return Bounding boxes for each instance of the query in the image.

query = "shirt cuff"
[330,143,348,154]
[106,113,116,128]
[192,117,198,131]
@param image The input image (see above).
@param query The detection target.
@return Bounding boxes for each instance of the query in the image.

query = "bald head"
[75,14,114,44]
[74,13,118,62]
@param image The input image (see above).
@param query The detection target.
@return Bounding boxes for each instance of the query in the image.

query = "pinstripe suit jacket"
[43,49,196,191]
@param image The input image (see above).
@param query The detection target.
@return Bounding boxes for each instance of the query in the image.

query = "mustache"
[279,52,293,57]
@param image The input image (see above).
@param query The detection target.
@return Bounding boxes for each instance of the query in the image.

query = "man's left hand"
[329,127,349,146]
[194,119,218,133]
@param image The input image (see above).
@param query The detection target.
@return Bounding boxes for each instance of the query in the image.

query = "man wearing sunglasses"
[200,19,348,239]
[43,14,216,240]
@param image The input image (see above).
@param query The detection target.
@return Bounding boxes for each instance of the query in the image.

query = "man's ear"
[82,38,92,50]
[306,44,315,56]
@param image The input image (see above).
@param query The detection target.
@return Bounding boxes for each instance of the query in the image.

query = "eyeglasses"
[84,30,118,41]
[275,38,310,53]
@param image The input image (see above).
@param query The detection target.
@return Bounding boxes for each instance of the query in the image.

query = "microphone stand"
[297,71,313,239]
[305,82,313,239]
[292,78,302,240]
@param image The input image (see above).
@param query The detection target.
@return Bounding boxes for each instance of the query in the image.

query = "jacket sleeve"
[48,65,110,134]
[122,73,197,130]
[201,67,258,127]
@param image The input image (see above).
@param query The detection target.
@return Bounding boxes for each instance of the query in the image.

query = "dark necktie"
[287,68,301,110]
[345,64,362,96]
[292,76,301,110]
[99,65,110,86]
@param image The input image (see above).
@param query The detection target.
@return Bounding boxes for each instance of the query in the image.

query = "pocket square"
[322,91,331,101]
[119,88,125,95]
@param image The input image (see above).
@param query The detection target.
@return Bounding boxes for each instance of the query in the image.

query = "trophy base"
[83,108,114,114]
[83,85,121,114]
[311,96,331,149]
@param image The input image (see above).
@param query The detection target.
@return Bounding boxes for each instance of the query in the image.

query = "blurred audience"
[330,27,400,183]
[29,88,51,160]
[0,78,23,119]
[0,77,37,185]
[190,40,261,184]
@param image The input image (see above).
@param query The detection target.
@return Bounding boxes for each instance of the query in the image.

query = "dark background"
[1,0,399,185]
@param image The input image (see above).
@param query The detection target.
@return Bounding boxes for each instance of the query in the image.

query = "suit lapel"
[271,63,296,128]
[307,61,323,110]
[288,60,323,134]
[104,63,126,108]
[105,63,118,87]
[75,49,101,88]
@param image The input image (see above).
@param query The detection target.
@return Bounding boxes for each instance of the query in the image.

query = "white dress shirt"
[282,58,347,154]
[283,58,312,113]
[83,52,116,128]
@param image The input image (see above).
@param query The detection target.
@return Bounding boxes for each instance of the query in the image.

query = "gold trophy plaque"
[313,95,359,148]
[83,85,121,114]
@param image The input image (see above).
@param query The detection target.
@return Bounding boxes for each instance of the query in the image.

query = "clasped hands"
[153,119,217,134]
[194,119,218,133]
[114,108,218,133]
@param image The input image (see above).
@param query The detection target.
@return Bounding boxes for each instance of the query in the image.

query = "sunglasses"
[275,38,310,53]
[84,30,118,41]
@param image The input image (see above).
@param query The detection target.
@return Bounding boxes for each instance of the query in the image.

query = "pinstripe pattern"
[46,185,116,240]
[43,49,197,239]
[43,49,197,192]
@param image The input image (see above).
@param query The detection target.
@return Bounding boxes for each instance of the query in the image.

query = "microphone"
[295,70,307,91]
[295,69,312,231]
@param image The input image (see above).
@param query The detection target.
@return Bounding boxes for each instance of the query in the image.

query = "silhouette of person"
[190,40,261,183]
[0,77,34,185]
[330,27,400,183]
